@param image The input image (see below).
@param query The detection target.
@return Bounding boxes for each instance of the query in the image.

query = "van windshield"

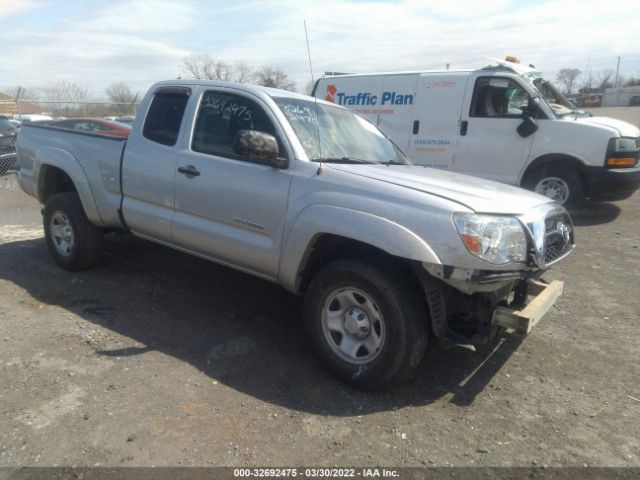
[273,97,410,165]
[522,72,587,118]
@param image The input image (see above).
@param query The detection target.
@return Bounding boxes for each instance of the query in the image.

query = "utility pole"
[614,56,621,87]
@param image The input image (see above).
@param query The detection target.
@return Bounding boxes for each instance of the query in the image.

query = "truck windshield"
[273,97,410,165]
[522,72,587,118]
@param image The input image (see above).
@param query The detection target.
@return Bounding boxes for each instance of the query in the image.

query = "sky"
[1,0,639,99]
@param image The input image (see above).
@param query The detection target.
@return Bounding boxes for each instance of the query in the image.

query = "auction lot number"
[234,468,399,478]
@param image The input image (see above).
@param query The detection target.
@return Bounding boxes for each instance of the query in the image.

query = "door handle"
[178,165,201,177]
[460,120,468,136]
[412,120,420,134]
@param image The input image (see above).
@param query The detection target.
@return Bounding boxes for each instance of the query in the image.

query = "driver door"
[172,89,292,279]
[453,76,535,184]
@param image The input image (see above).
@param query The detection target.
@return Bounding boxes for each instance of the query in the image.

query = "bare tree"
[233,61,253,83]
[556,68,581,95]
[182,54,253,82]
[595,69,614,91]
[303,79,316,96]
[41,81,92,117]
[579,69,595,91]
[0,86,40,101]
[253,66,296,91]
[105,82,136,115]
[614,74,627,88]
[105,82,135,103]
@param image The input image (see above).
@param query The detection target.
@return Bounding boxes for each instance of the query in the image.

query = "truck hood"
[569,115,640,137]
[327,164,552,214]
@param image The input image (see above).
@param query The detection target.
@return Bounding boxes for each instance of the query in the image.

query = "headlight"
[611,137,637,153]
[454,213,527,265]
[606,137,638,168]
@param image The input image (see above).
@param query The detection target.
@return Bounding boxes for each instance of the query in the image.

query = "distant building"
[602,86,640,107]
[576,88,602,108]
[0,92,53,117]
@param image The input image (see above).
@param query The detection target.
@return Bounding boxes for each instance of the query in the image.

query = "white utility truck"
[314,57,640,206]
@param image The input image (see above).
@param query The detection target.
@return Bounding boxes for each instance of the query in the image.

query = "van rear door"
[315,75,386,127]
[407,72,469,170]
[453,74,535,184]
[376,74,419,154]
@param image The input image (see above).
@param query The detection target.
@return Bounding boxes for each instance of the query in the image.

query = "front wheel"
[303,259,427,389]
[523,166,585,207]
[43,192,104,271]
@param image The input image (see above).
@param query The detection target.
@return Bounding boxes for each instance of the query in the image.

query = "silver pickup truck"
[16,80,574,388]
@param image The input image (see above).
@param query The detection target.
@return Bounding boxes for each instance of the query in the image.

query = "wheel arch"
[279,205,441,294]
[35,147,103,226]
[520,153,588,188]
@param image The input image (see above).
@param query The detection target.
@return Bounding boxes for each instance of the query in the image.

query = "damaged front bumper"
[415,263,564,350]
[491,279,563,336]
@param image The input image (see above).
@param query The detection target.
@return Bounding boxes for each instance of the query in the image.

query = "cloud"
[211,0,640,89]
[0,0,638,96]
[80,0,195,33]
[0,0,46,21]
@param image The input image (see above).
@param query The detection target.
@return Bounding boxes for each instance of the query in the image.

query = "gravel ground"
[0,174,639,468]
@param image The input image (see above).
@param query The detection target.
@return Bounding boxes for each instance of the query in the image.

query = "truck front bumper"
[492,279,564,336]
[585,166,640,201]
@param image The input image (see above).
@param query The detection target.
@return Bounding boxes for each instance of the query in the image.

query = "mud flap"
[492,280,564,336]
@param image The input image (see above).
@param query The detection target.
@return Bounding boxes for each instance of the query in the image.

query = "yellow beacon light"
[505,55,520,63]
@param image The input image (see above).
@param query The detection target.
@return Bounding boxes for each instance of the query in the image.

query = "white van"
[314,58,640,206]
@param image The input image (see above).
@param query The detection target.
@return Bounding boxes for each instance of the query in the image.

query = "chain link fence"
[0,117,18,175]
[0,96,140,175]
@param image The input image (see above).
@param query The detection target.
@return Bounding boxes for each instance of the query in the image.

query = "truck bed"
[16,124,127,229]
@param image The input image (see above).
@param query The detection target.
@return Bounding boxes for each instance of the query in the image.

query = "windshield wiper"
[311,157,375,164]
[379,159,406,165]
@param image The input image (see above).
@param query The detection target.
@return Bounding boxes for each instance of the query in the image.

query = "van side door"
[407,72,469,170]
[453,75,535,184]
[171,88,292,279]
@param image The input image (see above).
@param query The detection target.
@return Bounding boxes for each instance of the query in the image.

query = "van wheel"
[523,167,585,207]
[44,193,103,271]
[304,259,427,389]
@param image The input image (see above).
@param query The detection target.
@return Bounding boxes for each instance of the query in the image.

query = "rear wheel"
[44,193,103,271]
[303,259,427,389]
[523,166,585,207]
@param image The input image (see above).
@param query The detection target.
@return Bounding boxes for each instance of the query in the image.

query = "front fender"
[279,204,441,292]
[34,147,104,226]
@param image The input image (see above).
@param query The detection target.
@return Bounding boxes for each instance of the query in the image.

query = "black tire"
[43,192,103,271]
[303,258,427,389]
[522,166,585,208]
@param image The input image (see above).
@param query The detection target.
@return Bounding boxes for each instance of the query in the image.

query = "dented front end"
[416,203,575,349]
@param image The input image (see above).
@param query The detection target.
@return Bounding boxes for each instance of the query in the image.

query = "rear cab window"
[143,88,190,146]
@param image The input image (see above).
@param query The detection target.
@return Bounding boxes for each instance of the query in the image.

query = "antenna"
[304,20,315,85]
[304,19,323,174]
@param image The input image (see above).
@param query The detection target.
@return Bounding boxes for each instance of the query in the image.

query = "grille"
[543,211,574,265]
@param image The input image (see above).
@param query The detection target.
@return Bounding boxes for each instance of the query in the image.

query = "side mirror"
[233,130,288,169]
[517,114,538,138]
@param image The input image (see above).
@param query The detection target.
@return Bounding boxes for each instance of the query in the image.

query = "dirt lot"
[0,173,639,468]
